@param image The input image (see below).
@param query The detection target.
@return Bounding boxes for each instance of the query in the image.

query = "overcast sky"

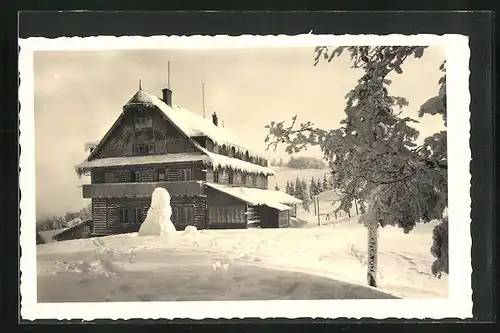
[33,46,445,218]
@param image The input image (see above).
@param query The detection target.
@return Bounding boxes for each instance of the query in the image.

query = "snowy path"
[37,217,447,302]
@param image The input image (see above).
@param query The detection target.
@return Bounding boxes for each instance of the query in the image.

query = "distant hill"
[286,156,327,170]
[268,166,331,191]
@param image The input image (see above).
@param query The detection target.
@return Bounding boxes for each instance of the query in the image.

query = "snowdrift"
[37,216,446,302]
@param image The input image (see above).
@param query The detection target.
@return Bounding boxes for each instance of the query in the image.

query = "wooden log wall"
[90,162,207,184]
[278,210,291,228]
[94,118,134,159]
[91,195,207,236]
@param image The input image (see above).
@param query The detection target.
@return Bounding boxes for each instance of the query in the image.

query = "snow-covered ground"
[37,214,447,303]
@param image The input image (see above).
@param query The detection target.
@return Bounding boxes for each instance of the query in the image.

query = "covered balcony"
[82,181,205,198]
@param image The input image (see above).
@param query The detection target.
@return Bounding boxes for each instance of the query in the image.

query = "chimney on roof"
[212,112,219,126]
[162,88,172,106]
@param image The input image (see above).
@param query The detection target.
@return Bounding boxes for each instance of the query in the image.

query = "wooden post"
[313,196,317,215]
[317,197,320,226]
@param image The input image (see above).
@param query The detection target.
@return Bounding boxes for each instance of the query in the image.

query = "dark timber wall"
[205,187,248,229]
[259,206,290,228]
[91,162,207,184]
[92,195,206,236]
[90,105,198,160]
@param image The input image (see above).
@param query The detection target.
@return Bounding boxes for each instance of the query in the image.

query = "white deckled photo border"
[19,34,472,321]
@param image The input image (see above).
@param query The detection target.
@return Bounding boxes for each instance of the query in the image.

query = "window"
[228,170,234,185]
[179,169,192,181]
[251,174,257,187]
[117,207,143,224]
[133,170,142,182]
[241,172,247,184]
[171,206,194,225]
[208,206,245,224]
[158,169,165,181]
[213,170,219,183]
[134,142,154,155]
[104,171,114,183]
[256,175,262,188]
[135,117,153,130]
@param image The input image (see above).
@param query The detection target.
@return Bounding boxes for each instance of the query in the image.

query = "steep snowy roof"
[139,91,267,159]
[125,89,156,106]
[206,183,302,209]
[75,153,209,174]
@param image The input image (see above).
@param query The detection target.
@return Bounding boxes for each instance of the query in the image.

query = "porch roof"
[205,183,301,211]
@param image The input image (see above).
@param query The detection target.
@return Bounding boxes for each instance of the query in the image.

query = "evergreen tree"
[294,177,303,200]
[264,46,447,284]
[288,181,295,196]
[301,179,308,196]
[302,183,312,211]
[309,177,317,197]
[322,174,329,191]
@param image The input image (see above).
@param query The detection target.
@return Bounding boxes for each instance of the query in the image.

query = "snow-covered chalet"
[75,85,301,236]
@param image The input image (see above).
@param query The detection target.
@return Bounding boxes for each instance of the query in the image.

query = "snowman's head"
[151,187,171,209]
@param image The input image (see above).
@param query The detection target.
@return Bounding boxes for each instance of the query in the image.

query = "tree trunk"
[354,199,359,215]
[367,222,379,287]
[360,202,366,214]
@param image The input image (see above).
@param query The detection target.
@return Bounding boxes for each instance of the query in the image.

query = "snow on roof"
[38,228,67,243]
[75,153,209,174]
[265,202,293,211]
[141,91,267,159]
[38,218,92,243]
[84,140,100,152]
[206,183,302,210]
[193,143,275,175]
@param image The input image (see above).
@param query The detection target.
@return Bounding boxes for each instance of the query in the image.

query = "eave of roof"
[205,183,302,209]
[75,153,210,174]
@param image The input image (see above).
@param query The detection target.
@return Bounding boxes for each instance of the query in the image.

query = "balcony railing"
[82,181,205,198]
[125,139,192,156]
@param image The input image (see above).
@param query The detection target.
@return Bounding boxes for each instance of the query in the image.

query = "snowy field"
[36,215,447,302]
